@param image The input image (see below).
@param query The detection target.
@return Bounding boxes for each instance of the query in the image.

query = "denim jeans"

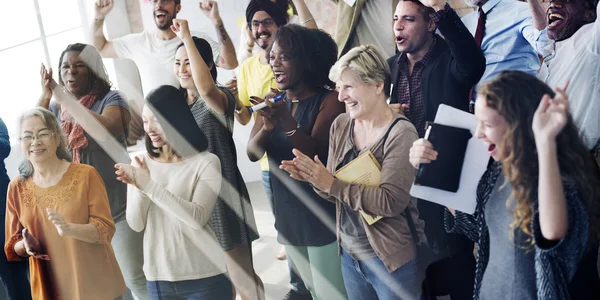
[341,249,420,300]
[112,218,148,300]
[0,214,32,300]
[261,171,309,295]
[146,274,232,300]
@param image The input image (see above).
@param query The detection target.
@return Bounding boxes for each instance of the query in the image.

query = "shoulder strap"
[382,116,422,244]
[382,116,409,146]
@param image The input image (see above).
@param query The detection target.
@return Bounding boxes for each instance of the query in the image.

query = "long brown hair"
[478,70,600,243]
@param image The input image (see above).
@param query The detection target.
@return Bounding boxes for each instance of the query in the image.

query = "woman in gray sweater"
[280,45,427,299]
[410,70,600,299]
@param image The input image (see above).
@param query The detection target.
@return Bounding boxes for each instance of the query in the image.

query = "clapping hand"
[280,149,334,193]
[115,156,151,190]
[418,0,447,11]
[40,63,55,102]
[22,228,50,260]
[47,209,72,237]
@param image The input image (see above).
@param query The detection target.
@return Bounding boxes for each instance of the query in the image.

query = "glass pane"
[0,41,46,143]
[39,0,82,36]
[0,0,40,50]
[103,59,119,90]
[46,28,85,71]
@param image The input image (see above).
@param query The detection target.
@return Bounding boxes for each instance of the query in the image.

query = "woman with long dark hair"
[247,24,347,300]
[410,70,600,299]
[37,43,147,299]
[170,19,263,300]
[115,85,232,299]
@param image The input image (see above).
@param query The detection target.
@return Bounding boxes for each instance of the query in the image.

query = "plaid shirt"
[396,38,437,138]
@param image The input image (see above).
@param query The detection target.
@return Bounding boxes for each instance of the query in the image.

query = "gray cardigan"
[445,162,590,300]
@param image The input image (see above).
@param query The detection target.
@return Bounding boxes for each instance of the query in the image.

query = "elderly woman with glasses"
[3,107,125,299]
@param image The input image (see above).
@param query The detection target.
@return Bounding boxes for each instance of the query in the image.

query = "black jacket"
[388,7,486,258]
[388,7,485,123]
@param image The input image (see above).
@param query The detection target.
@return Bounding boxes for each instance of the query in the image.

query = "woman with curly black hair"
[247,24,347,300]
[410,70,600,299]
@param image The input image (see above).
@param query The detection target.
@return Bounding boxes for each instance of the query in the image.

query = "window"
[0,0,117,143]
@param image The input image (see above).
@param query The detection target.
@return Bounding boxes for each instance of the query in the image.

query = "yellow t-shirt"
[237,53,275,171]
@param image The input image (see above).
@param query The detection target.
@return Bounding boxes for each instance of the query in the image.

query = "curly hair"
[58,43,112,99]
[268,24,338,89]
[477,71,600,244]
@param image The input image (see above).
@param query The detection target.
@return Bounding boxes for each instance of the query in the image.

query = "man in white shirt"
[91,0,238,99]
[530,0,599,153]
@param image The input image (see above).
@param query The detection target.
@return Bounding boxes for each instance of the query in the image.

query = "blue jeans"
[341,249,420,300]
[261,171,309,294]
[0,214,32,300]
[147,274,232,300]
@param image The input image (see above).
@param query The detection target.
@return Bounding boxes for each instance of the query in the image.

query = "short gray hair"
[329,45,392,98]
[18,108,72,179]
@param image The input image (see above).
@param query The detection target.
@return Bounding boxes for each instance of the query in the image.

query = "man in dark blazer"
[387,0,485,298]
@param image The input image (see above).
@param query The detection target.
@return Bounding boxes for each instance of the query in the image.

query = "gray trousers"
[112,219,148,300]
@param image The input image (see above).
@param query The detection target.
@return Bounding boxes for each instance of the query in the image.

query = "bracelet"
[285,123,301,137]
[95,18,104,22]
[300,17,314,25]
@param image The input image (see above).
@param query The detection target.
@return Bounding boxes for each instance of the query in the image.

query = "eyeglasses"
[249,19,275,29]
[152,0,174,4]
[19,132,55,143]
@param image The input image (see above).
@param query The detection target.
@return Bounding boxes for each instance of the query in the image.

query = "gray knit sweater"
[444,162,589,300]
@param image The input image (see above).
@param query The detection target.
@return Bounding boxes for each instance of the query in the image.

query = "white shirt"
[127,152,226,281]
[543,2,600,150]
[113,29,221,98]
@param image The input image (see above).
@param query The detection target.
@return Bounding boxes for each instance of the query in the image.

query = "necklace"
[284,94,299,103]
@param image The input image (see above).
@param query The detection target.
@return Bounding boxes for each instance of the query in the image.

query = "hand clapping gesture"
[21,228,50,260]
[39,63,55,102]
[115,156,151,190]
[280,149,335,193]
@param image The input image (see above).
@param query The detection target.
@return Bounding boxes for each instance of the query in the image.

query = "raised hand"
[418,0,447,11]
[532,86,569,145]
[40,63,55,102]
[170,19,192,40]
[224,77,238,97]
[199,0,221,23]
[47,209,72,237]
[95,0,115,20]
[22,228,50,260]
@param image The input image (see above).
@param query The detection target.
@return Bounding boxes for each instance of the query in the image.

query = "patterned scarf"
[60,89,99,163]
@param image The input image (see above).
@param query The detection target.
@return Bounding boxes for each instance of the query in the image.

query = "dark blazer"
[388,7,485,123]
[387,7,486,259]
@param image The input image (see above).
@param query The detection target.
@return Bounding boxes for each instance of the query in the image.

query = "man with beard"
[388,0,485,298]
[462,0,551,112]
[529,0,599,158]
[234,1,313,300]
[91,0,237,99]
